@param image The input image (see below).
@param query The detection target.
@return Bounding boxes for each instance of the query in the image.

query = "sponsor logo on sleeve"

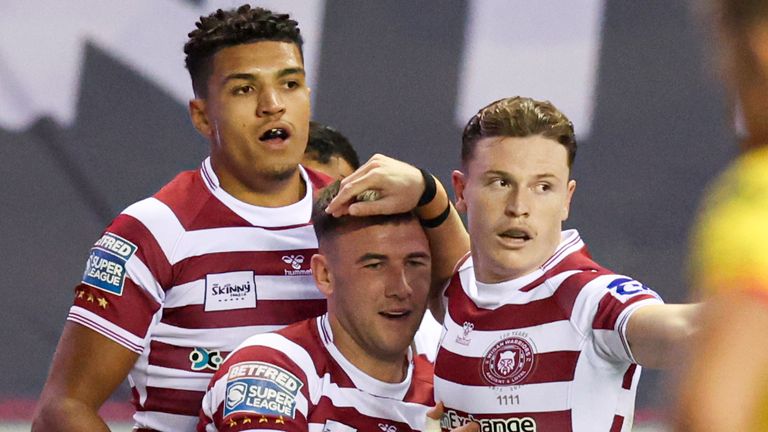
[223,361,303,419]
[81,233,137,296]
[606,277,661,302]
[204,271,257,312]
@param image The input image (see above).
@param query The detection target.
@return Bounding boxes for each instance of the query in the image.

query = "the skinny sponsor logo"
[442,409,537,432]
[204,271,257,312]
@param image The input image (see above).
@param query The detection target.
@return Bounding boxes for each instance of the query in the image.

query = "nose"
[257,87,285,117]
[505,186,530,217]
[384,266,414,300]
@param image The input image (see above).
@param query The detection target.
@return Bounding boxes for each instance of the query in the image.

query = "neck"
[328,314,408,383]
[211,160,306,207]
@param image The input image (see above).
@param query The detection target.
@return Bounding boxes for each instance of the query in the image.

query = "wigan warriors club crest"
[481,336,535,386]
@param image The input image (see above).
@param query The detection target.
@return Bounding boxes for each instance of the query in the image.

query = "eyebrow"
[485,170,561,181]
[222,67,306,84]
[356,253,387,264]
[355,251,430,264]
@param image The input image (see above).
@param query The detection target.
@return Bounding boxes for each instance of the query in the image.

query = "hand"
[425,402,479,432]
[325,154,424,217]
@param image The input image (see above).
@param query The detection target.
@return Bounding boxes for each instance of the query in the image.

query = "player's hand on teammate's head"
[325,154,424,217]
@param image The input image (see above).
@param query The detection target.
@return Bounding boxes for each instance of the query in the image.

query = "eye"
[490,178,510,188]
[363,262,383,270]
[233,85,255,95]
[285,80,300,89]
[406,259,428,268]
[534,183,552,193]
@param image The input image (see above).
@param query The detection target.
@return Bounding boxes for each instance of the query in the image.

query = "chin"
[264,163,300,181]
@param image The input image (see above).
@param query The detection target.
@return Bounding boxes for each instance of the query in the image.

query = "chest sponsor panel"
[440,408,572,432]
[204,271,256,312]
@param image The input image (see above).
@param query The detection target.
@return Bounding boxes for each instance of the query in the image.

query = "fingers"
[426,401,444,420]
[325,153,424,217]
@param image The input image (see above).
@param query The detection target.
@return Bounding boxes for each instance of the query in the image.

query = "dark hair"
[461,96,577,168]
[305,122,361,170]
[184,4,303,97]
[311,181,416,246]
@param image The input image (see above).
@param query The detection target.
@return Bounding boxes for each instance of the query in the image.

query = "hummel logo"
[378,424,397,432]
[282,255,305,270]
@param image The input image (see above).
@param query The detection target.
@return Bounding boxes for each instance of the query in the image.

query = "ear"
[451,170,468,213]
[189,98,212,138]
[311,253,333,298]
[562,179,577,221]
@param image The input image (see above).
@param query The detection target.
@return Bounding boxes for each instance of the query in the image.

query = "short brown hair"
[461,96,577,167]
[311,181,417,247]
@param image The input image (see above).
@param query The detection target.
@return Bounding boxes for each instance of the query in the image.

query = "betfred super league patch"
[81,232,137,296]
[224,361,303,420]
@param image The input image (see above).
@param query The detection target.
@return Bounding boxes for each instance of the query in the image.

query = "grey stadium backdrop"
[0,0,736,422]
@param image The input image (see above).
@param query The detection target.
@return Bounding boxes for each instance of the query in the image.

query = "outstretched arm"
[325,154,469,321]
[625,303,700,369]
[32,322,138,431]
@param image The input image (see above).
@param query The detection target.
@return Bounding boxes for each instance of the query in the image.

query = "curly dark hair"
[184,4,303,97]
[461,96,577,168]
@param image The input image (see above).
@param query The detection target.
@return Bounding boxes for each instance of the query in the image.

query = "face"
[190,41,310,188]
[452,135,576,283]
[301,155,356,179]
[312,219,431,365]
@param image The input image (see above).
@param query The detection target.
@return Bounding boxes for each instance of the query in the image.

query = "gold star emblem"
[259,415,268,423]
[242,417,252,424]
[227,418,237,427]
[276,416,285,424]
[97,297,109,309]
[87,294,94,303]
[77,290,85,299]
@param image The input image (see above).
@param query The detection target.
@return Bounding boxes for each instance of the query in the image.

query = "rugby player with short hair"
[33,5,334,431]
[198,183,476,432]
[327,97,699,432]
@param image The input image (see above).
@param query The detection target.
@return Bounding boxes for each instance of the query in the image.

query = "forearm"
[416,176,469,321]
[32,397,110,432]
[627,304,700,368]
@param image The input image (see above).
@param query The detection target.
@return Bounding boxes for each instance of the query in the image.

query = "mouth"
[259,127,291,143]
[499,228,533,243]
[379,310,412,321]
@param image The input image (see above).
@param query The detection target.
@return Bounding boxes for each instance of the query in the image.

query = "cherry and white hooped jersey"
[434,230,663,432]
[199,313,436,432]
[68,158,332,431]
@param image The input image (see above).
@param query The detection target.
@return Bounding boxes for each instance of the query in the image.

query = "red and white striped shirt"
[434,230,662,432]
[199,313,436,431]
[68,158,332,431]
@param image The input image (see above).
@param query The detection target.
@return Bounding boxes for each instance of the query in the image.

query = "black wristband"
[417,168,437,207]
[420,202,451,228]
